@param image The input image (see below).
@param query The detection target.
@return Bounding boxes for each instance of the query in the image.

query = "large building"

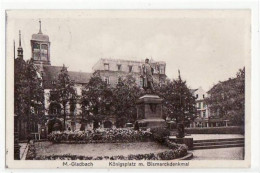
[92,58,167,87]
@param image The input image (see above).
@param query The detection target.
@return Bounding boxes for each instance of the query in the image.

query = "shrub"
[47,128,153,143]
[150,127,170,144]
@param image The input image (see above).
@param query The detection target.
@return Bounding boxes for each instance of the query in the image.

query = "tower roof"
[31,19,49,42]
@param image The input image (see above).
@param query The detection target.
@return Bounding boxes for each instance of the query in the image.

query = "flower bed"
[33,142,187,160]
[48,129,153,143]
[27,138,188,160]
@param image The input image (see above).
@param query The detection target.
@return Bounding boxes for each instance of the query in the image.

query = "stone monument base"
[135,94,166,130]
[136,118,166,129]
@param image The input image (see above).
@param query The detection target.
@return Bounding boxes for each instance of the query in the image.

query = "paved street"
[191,147,244,160]
[19,143,28,160]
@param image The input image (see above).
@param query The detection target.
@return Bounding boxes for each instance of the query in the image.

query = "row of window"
[197,102,206,109]
[104,63,165,74]
[195,94,205,99]
[33,43,48,61]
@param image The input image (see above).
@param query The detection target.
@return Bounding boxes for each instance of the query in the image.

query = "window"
[203,94,205,98]
[104,63,109,70]
[159,66,165,74]
[104,77,110,84]
[196,94,198,99]
[41,44,48,61]
[33,43,40,60]
[117,64,122,71]
[51,81,56,85]
[203,111,206,118]
[128,65,133,72]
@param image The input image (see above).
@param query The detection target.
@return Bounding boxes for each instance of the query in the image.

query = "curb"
[178,152,193,160]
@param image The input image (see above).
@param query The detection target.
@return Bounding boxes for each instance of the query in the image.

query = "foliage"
[156,71,197,124]
[112,75,143,127]
[26,59,45,125]
[49,65,76,128]
[206,67,245,126]
[47,128,153,143]
[14,57,44,133]
[150,127,170,143]
[32,141,187,160]
[81,75,114,128]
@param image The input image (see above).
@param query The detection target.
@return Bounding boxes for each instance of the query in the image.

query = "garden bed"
[26,128,189,160]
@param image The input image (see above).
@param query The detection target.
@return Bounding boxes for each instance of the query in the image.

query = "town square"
[7,10,248,164]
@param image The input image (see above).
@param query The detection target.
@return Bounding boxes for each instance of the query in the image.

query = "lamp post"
[14,114,20,160]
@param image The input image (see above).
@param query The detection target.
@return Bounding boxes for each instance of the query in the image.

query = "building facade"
[92,58,167,87]
[190,86,229,128]
[190,87,210,127]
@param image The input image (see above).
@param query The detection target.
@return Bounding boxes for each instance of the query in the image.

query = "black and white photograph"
[5,9,252,168]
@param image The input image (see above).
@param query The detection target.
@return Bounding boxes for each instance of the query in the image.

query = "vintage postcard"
[5,10,251,168]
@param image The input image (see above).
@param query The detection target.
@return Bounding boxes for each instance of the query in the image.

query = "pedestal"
[135,94,166,129]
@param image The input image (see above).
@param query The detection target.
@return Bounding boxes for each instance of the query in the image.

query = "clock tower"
[31,20,51,65]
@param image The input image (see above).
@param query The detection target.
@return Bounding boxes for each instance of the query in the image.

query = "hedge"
[185,126,244,134]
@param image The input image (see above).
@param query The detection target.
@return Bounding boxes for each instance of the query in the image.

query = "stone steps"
[192,138,244,150]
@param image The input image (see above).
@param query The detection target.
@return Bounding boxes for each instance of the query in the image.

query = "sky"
[6,10,250,91]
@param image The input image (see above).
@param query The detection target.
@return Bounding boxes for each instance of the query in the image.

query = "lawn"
[35,141,169,157]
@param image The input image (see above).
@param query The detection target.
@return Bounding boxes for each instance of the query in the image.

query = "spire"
[13,40,15,59]
[38,19,42,34]
[17,30,23,59]
[19,30,21,47]
[178,69,181,80]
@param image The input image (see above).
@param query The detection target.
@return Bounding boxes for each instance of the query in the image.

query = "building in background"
[190,86,229,128]
[190,87,209,128]
[92,58,167,87]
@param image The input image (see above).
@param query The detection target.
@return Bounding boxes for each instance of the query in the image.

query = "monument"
[135,59,166,129]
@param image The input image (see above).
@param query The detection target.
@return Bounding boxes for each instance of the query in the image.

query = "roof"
[68,71,92,84]
[31,33,49,42]
[39,65,92,89]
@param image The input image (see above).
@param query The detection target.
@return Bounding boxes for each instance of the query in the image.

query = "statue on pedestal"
[141,58,155,93]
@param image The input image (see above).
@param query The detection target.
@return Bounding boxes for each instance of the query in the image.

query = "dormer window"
[117,64,122,71]
[128,65,133,73]
[104,63,109,70]
[159,66,165,74]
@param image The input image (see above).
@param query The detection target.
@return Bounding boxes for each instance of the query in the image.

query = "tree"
[14,57,30,138]
[50,65,76,128]
[206,67,245,126]
[81,75,113,129]
[156,71,196,125]
[112,75,142,127]
[15,57,45,138]
[26,59,45,131]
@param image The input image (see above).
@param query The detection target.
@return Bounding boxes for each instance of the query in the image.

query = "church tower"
[31,20,51,65]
